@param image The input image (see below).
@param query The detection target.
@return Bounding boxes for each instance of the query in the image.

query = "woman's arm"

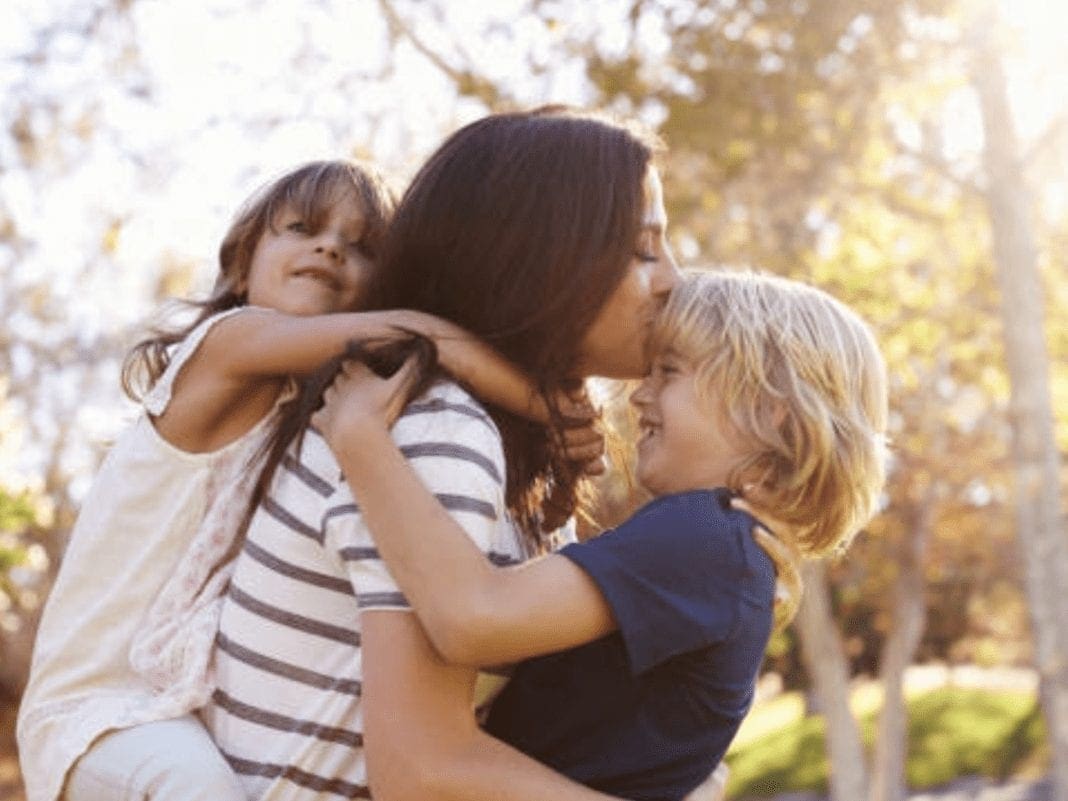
[361,610,625,801]
[314,359,618,667]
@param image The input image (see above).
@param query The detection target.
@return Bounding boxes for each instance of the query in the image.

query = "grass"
[724,686,1047,799]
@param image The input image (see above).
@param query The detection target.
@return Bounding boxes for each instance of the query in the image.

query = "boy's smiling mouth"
[638,417,660,442]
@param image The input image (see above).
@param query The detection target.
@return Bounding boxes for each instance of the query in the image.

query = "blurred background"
[1,0,1065,799]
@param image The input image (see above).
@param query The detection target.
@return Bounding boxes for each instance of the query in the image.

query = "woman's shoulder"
[397,378,502,441]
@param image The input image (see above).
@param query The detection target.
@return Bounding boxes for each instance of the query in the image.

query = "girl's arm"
[199,306,549,421]
[158,306,605,461]
[314,358,618,668]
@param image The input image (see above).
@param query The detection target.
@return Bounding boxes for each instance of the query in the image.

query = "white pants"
[63,715,246,801]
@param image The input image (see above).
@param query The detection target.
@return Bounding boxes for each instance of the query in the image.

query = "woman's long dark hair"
[197,334,439,591]
[256,107,662,551]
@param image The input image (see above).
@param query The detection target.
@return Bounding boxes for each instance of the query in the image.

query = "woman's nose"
[654,250,681,296]
[629,380,652,408]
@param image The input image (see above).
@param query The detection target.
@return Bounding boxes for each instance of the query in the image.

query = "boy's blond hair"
[651,270,889,627]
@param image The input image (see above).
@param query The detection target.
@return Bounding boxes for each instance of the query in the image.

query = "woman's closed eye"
[634,228,663,263]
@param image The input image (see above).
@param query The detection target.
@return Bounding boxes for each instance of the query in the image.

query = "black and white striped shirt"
[203,381,527,799]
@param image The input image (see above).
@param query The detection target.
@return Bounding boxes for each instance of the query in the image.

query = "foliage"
[0,487,41,632]
[725,687,1047,798]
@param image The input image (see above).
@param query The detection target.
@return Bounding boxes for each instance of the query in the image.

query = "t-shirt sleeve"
[322,387,508,612]
[560,491,749,675]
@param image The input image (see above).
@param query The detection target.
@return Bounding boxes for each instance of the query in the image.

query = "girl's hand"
[312,356,419,450]
[555,388,607,477]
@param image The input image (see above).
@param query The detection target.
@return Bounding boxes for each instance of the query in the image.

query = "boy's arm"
[361,610,625,801]
[316,360,617,668]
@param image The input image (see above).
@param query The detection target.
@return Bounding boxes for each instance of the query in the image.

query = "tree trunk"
[796,560,869,801]
[970,13,1068,801]
[871,501,933,801]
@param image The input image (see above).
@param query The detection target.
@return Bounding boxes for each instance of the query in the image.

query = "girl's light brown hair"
[651,270,889,627]
[121,159,395,400]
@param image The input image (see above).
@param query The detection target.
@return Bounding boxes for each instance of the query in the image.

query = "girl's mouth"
[294,268,341,291]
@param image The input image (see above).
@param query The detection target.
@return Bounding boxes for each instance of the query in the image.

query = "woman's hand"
[312,356,419,450]
[730,489,804,629]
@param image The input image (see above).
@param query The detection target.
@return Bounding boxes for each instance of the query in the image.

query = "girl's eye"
[286,220,309,233]
[634,250,659,263]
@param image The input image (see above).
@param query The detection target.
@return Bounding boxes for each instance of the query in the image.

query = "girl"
[17,159,588,801]
[312,269,890,800]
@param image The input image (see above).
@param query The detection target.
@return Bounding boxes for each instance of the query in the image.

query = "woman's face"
[576,167,680,379]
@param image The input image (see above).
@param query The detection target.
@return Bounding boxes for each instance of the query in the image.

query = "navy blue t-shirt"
[485,489,775,801]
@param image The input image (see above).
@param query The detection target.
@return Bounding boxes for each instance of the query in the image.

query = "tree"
[969,6,1068,799]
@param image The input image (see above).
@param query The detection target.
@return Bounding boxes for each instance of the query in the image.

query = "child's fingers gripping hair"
[313,350,427,439]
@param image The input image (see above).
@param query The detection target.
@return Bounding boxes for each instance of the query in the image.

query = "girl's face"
[629,350,754,496]
[240,191,374,316]
[576,167,681,379]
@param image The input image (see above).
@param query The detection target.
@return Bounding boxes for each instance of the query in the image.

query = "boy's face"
[241,190,373,316]
[629,350,754,496]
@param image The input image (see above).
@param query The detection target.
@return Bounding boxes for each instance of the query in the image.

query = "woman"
[202,106,680,799]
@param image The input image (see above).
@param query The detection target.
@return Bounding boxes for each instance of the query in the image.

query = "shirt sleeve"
[322,385,508,612]
[560,491,751,675]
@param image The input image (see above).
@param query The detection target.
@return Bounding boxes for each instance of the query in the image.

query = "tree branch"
[375,0,508,107]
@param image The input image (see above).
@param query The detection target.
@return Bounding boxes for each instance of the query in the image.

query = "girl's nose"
[315,230,345,260]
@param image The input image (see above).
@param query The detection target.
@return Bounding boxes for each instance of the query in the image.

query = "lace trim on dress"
[131,306,296,712]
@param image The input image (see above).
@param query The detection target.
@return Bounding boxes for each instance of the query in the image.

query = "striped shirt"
[202,381,527,799]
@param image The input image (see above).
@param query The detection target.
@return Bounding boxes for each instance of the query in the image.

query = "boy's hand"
[312,356,419,451]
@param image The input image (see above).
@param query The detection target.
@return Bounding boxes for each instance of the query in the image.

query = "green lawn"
[724,687,1047,799]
